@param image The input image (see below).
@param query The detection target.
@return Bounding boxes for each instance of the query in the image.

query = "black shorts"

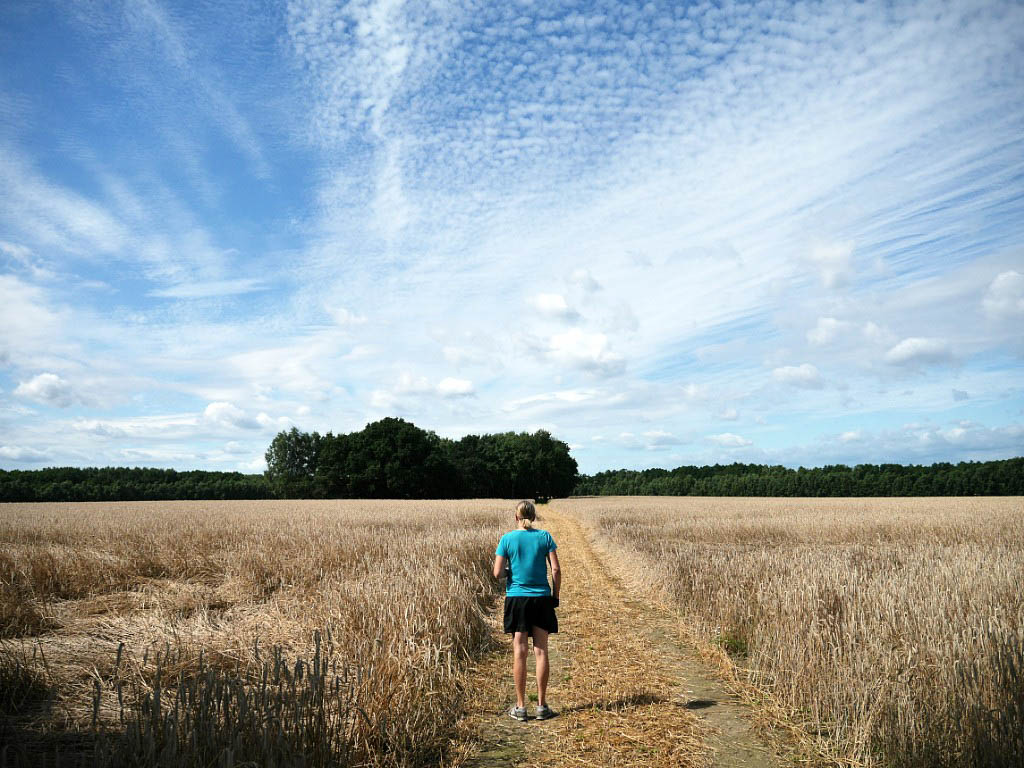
[503,596,558,635]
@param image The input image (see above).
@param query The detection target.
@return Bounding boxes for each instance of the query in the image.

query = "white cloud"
[14,373,76,408]
[547,328,624,375]
[371,372,475,409]
[807,317,849,346]
[0,445,52,462]
[327,306,368,326]
[982,270,1024,318]
[73,420,128,438]
[681,383,709,401]
[203,401,261,430]
[772,363,824,389]
[839,430,863,443]
[808,241,854,289]
[0,240,55,280]
[707,432,753,448]
[884,337,952,366]
[531,293,579,320]
[862,321,894,345]
[719,407,739,421]
[256,412,292,430]
[437,377,474,397]
[643,430,682,448]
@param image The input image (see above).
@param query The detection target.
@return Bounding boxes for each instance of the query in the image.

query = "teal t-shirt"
[496,528,557,597]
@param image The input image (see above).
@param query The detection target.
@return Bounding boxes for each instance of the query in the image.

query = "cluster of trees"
[265,418,579,500]
[0,467,272,503]
[573,457,1024,497]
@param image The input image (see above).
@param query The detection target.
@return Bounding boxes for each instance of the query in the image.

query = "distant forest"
[0,467,272,503]
[574,457,1024,497]
[0,419,1020,501]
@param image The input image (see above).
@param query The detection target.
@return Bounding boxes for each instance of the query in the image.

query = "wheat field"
[560,496,1024,768]
[0,500,507,767]
[3,497,1023,767]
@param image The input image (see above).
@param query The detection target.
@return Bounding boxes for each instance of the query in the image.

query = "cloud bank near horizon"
[1,0,1022,474]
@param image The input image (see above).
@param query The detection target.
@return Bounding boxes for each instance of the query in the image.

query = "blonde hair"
[515,500,537,529]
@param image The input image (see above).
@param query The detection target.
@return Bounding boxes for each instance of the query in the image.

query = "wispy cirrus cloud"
[0,0,1022,472]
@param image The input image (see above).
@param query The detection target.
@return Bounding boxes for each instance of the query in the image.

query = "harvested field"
[0,500,507,767]
[562,496,1024,768]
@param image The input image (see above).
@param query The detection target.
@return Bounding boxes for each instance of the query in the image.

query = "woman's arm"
[493,554,507,580]
[548,550,561,599]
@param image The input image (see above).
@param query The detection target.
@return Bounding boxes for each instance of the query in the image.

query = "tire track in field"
[459,507,783,768]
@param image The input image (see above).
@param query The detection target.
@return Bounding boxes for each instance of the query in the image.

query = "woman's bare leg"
[513,631,530,708]
[531,627,550,707]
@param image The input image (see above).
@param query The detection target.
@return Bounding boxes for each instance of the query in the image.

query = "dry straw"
[560,496,1024,768]
[1,499,508,767]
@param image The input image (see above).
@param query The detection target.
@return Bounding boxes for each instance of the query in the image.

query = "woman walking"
[493,500,561,721]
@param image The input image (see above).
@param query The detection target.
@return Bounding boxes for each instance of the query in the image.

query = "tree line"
[1,425,1020,501]
[0,466,272,503]
[573,457,1024,497]
[264,418,579,499]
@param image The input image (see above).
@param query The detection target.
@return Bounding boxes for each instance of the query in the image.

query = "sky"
[1,0,1023,475]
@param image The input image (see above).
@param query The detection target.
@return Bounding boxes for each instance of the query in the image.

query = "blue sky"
[1,0,1022,475]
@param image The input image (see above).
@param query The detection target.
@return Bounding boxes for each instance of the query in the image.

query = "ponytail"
[515,500,537,529]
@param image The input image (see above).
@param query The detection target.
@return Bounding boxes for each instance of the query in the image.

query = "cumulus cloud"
[437,377,474,397]
[719,407,739,421]
[14,373,76,408]
[643,430,683,448]
[371,373,475,408]
[807,317,849,346]
[982,270,1024,318]
[203,401,261,430]
[547,328,624,376]
[707,432,753,448]
[885,337,952,366]
[0,445,52,462]
[839,430,863,443]
[808,242,854,289]
[772,364,824,389]
[531,293,579,320]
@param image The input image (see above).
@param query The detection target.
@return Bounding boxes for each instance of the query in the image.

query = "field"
[564,496,1024,767]
[0,500,506,767]
[2,497,1023,767]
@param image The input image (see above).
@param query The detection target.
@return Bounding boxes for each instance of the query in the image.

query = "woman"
[493,499,561,721]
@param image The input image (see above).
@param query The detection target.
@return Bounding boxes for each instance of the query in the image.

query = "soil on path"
[458,506,783,768]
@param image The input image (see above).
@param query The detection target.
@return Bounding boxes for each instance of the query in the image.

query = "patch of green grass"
[717,628,749,658]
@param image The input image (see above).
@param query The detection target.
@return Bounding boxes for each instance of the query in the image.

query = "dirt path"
[458,506,783,768]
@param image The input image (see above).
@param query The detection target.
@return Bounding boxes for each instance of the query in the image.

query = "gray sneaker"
[534,704,556,720]
[508,705,527,721]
